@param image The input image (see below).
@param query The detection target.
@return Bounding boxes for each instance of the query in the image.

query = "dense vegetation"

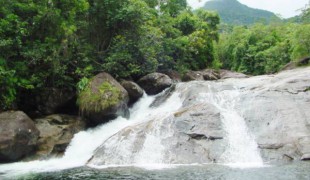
[203,0,279,25]
[0,0,309,111]
[217,23,310,75]
[0,0,220,110]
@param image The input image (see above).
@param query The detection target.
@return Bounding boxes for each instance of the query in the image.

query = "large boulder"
[182,71,204,81]
[202,69,221,80]
[137,73,173,95]
[120,80,144,105]
[0,111,39,162]
[219,70,248,79]
[160,70,182,82]
[33,114,86,158]
[182,69,220,82]
[77,72,129,126]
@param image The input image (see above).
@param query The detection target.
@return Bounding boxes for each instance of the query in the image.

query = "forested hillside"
[217,23,310,75]
[203,0,280,25]
[0,0,220,110]
[0,0,309,111]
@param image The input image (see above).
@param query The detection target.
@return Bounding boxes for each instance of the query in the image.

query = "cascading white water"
[88,91,182,168]
[200,84,264,167]
[0,91,183,177]
[0,82,265,178]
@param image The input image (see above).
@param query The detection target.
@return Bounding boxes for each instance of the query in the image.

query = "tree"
[301,1,310,23]
[159,0,187,17]
[0,0,89,110]
[216,22,307,75]
[291,24,310,60]
[0,0,221,110]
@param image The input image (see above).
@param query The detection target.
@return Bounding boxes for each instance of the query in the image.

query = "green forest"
[0,0,309,111]
[203,0,279,25]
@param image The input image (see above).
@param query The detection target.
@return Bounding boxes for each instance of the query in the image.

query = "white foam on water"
[87,91,183,166]
[0,90,183,178]
[89,163,203,171]
[0,79,271,178]
[200,84,264,168]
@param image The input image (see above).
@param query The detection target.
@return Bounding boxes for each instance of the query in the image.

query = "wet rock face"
[88,67,310,165]
[137,73,173,95]
[33,114,86,158]
[88,82,227,166]
[88,103,225,165]
[237,69,310,162]
[0,111,39,162]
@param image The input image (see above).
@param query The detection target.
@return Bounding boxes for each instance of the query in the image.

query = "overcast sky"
[187,0,309,18]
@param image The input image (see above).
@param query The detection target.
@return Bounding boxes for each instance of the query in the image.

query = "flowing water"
[11,162,310,180]
[0,80,309,179]
[200,84,263,167]
[0,91,183,178]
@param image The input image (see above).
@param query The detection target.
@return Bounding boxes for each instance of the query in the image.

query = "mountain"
[202,0,280,25]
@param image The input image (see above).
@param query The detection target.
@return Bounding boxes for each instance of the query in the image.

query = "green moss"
[305,87,310,92]
[77,81,122,113]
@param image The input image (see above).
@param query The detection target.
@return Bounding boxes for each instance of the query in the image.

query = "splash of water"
[0,82,266,179]
[0,91,183,178]
[200,84,264,168]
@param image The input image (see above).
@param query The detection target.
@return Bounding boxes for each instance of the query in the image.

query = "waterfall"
[0,82,265,178]
[0,91,183,176]
[200,84,264,167]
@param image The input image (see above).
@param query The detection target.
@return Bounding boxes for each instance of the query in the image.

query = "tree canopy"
[1,0,309,111]
[217,23,310,75]
[0,0,220,110]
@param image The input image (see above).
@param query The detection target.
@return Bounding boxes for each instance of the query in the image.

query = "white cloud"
[187,0,309,18]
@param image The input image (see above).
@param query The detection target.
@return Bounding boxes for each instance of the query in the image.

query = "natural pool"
[4,162,310,180]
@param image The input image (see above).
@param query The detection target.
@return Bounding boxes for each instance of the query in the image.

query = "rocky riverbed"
[1,67,309,167]
[89,67,310,165]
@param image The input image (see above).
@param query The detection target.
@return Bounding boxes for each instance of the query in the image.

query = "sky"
[187,0,309,18]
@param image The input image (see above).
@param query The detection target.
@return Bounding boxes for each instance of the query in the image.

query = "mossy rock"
[77,73,129,126]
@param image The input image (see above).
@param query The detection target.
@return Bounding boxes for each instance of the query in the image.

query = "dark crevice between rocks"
[190,113,205,117]
[301,154,310,161]
[150,84,176,108]
[54,96,79,116]
[268,88,310,95]
[258,143,284,150]
[283,154,294,161]
[52,143,69,154]
[304,87,310,92]
[187,133,223,141]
